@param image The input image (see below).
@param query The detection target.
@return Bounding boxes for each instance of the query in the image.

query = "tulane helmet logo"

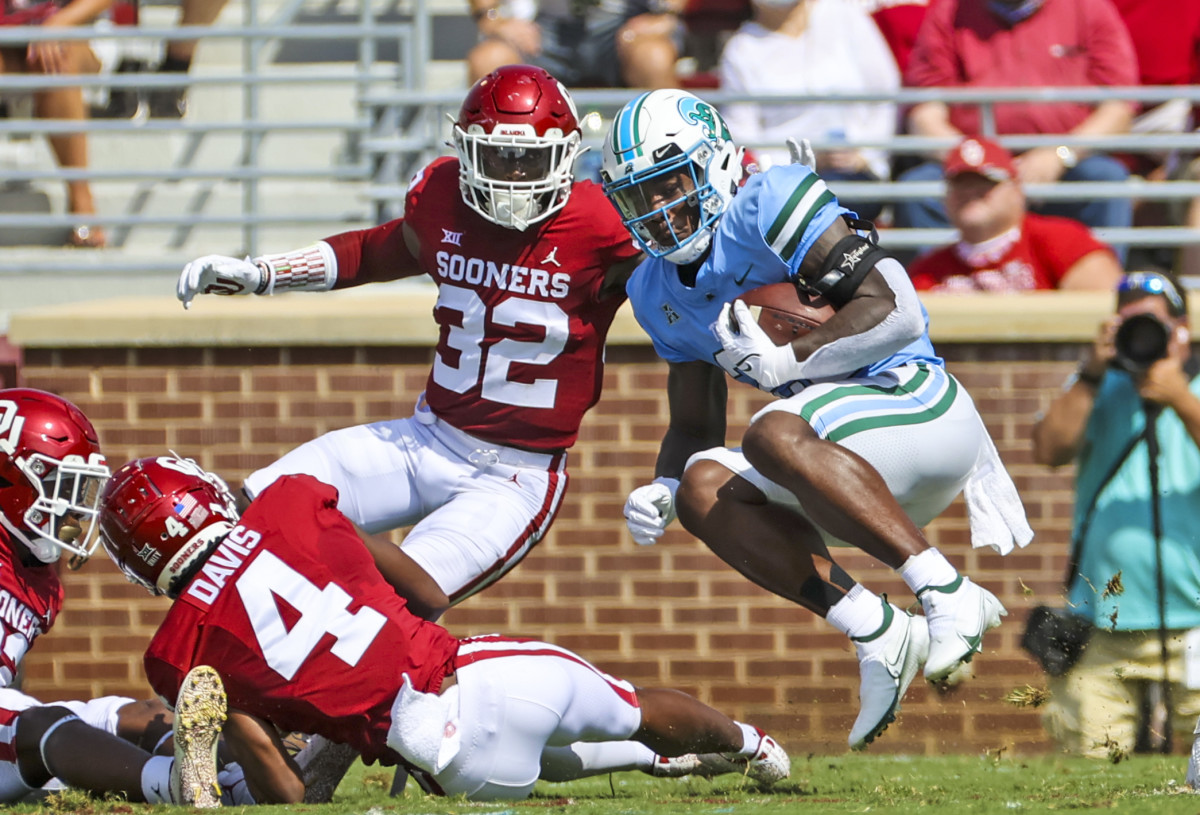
[678,97,729,142]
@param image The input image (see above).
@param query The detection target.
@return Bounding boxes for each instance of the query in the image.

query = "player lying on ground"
[0,389,222,806]
[97,455,790,803]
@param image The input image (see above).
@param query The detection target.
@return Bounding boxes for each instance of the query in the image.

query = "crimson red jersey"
[324,157,640,451]
[0,534,61,687]
[143,475,459,765]
[909,213,1114,292]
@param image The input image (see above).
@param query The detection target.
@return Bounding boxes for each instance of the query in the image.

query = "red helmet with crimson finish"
[98,455,239,596]
[0,388,110,565]
[453,64,582,230]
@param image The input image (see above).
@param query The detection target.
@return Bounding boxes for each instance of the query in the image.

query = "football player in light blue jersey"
[601,89,1032,751]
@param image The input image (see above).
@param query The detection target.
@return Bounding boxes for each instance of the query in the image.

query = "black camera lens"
[1113,313,1171,374]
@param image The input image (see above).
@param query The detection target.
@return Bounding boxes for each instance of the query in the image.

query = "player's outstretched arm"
[223,709,306,804]
[177,243,339,309]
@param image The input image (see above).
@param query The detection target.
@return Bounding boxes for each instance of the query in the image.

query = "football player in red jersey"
[98,454,790,804]
[0,389,222,806]
[174,64,642,624]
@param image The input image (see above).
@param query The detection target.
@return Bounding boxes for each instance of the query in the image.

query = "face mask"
[987,0,1044,25]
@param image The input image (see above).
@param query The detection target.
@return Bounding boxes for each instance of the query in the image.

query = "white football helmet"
[601,89,743,264]
[452,64,583,231]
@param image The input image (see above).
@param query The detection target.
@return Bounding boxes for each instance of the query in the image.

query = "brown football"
[734,282,836,345]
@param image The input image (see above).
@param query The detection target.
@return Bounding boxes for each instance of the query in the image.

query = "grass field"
[16,753,1200,814]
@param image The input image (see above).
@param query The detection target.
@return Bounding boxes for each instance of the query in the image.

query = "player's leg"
[56,695,173,754]
[395,418,567,615]
[676,457,928,750]
[743,364,1005,681]
[434,639,786,800]
[539,741,701,781]
[241,417,426,532]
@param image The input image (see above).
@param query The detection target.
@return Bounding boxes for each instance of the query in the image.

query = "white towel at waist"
[963,429,1034,556]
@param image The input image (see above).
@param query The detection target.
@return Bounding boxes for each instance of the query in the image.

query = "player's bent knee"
[13,705,75,752]
[743,411,814,467]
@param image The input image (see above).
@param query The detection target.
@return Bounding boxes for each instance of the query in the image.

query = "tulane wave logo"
[678,97,730,142]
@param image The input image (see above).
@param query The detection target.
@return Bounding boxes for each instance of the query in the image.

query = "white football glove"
[787,137,816,170]
[177,254,266,310]
[712,300,805,393]
[624,476,680,546]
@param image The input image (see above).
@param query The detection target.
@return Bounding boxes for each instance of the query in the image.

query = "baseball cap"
[943,137,1016,182]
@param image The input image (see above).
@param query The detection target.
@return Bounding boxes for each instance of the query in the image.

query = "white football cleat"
[848,602,930,750]
[646,753,703,777]
[694,730,789,786]
[171,665,226,808]
[919,575,1006,682]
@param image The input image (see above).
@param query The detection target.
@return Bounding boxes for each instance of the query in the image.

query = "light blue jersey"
[626,164,941,389]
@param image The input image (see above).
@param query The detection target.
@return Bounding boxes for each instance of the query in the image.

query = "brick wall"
[18,339,1084,755]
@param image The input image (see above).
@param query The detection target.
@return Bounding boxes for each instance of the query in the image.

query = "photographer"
[1032,271,1200,759]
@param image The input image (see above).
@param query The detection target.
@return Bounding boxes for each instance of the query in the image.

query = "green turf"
[13,752,1200,814]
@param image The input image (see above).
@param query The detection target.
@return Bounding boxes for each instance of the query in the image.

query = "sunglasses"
[1117,272,1186,316]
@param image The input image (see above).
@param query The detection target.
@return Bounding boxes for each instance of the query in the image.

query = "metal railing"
[2,10,1200,273]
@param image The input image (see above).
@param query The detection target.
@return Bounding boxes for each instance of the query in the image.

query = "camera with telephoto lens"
[1112,312,1172,374]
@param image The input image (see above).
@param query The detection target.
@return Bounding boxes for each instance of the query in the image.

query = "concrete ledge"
[6,289,1160,348]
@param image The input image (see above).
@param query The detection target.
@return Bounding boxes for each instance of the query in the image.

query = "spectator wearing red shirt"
[909,137,1123,292]
[894,0,1138,255]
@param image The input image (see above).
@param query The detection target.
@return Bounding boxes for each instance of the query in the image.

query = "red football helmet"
[0,388,110,565]
[98,455,239,596]
[453,64,582,230]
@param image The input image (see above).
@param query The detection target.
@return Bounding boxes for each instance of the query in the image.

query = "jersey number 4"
[432,284,568,409]
[237,550,386,681]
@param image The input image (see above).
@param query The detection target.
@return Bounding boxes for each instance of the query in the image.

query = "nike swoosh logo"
[734,265,754,286]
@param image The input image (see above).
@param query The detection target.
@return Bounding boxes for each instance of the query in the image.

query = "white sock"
[734,721,761,755]
[141,755,174,804]
[825,584,886,640]
[539,742,655,781]
[898,548,959,595]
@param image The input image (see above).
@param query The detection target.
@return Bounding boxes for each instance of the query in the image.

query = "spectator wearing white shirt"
[717,0,899,220]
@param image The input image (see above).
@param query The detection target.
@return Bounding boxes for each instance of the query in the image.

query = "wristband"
[254,243,337,294]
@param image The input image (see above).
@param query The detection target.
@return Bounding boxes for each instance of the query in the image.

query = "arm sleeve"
[794,257,927,379]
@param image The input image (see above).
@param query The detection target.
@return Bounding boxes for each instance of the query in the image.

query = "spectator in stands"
[860,0,929,75]
[909,136,1123,292]
[1,0,112,247]
[466,0,682,88]
[717,0,899,221]
[150,0,228,118]
[895,0,1139,250]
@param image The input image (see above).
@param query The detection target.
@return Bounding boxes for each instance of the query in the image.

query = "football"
[734,282,836,346]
